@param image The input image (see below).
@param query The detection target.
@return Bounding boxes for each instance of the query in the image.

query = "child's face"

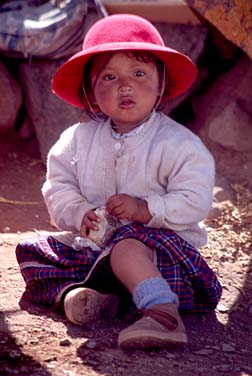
[91,52,160,133]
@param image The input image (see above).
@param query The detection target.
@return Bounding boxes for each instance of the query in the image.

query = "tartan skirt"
[15,223,222,313]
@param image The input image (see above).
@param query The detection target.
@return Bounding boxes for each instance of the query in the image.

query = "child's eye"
[104,74,115,81]
[135,70,145,77]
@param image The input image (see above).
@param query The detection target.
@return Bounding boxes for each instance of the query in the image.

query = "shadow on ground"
[0,311,52,376]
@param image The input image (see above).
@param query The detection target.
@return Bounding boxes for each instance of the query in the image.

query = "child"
[16,14,222,350]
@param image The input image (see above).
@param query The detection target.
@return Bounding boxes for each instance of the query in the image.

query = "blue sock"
[132,277,179,310]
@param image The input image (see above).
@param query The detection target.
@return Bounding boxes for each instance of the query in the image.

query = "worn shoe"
[118,303,188,349]
[64,287,119,325]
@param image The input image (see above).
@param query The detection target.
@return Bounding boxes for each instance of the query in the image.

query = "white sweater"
[42,111,215,248]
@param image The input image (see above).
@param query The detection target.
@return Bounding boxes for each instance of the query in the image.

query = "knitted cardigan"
[42,111,215,248]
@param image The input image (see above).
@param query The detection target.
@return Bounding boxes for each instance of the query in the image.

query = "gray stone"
[206,203,222,220]
[154,23,208,63]
[18,59,88,163]
[192,54,252,132]
[18,116,34,141]
[214,175,237,203]
[208,100,252,152]
[190,54,252,185]
[0,60,22,133]
[154,22,208,114]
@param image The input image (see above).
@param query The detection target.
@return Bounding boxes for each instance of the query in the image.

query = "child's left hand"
[106,194,152,224]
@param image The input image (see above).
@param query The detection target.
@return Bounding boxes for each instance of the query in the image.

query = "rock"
[216,303,229,313]
[190,54,252,185]
[0,60,22,133]
[18,116,34,141]
[83,339,97,349]
[18,59,88,163]
[206,203,222,220]
[208,100,252,152]
[221,343,235,353]
[2,227,11,233]
[214,175,237,203]
[154,22,208,114]
[185,0,252,59]
[155,23,207,64]
[193,348,214,355]
[213,364,231,372]
[192,54,252,132]
[213,186,232,204]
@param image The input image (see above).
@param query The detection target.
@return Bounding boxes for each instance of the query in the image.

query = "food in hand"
[88,207,118,247]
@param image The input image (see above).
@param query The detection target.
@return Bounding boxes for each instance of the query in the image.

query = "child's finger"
[106,197,124,213]
[80,224,88,238]
[88,212,100,222]
[86,218,99,230]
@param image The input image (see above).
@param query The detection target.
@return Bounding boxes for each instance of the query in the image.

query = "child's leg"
[110,238,187,349]
[16,236,120,324]
[110,238,178,307]
[110,238,160,291]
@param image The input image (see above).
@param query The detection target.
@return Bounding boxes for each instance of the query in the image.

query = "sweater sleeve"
[42,125,96,232]
[144,135,215,231]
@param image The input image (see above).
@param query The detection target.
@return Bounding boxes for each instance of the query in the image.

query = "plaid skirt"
[15,223,222,313]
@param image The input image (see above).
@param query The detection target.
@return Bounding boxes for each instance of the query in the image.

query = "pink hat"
[52,14,197,108]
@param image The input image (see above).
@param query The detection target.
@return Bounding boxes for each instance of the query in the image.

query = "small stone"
[193,348,213,355]
[217,303,229,313]
[2,226,10,233]
[207,205,222,220]
[222,343,235,352]
[213,364,231,371]
[84,339,97,349]
[8,350,21,359]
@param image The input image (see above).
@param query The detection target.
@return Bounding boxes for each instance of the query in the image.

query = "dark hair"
[80,50,169,121]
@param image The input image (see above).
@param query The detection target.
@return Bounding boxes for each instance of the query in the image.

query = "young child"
[16,14,222,350]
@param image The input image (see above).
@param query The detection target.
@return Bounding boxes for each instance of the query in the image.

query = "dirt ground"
[0,135,252,376]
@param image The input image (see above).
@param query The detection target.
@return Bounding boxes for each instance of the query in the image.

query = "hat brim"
[52,42,198,108]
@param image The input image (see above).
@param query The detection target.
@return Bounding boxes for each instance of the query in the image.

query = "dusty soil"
[0,135,252,376]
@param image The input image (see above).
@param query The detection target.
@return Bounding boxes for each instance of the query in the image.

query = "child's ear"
[89,94,101,112]
[89,91,98,105]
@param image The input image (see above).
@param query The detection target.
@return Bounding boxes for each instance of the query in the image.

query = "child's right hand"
[80,209,100,238]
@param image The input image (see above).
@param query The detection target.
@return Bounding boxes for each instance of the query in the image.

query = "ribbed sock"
[132,277,179,310]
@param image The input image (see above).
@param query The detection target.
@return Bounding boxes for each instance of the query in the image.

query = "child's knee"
[110,238,153,262]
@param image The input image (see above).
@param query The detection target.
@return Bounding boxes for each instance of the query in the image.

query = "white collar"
[111,121,146,139]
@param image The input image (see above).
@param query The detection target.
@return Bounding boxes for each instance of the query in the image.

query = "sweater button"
[115,142,121,150]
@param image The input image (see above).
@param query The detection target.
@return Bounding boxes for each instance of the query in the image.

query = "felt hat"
[52,14,197,108]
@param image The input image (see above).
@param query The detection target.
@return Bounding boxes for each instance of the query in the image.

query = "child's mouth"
[119,97,135,108]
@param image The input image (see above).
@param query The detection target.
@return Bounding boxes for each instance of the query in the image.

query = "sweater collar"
[101,111,160,148]
[111,120,146,139]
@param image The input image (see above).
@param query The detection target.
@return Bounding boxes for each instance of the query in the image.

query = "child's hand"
[106,194,152,223]
[80,209,100,237]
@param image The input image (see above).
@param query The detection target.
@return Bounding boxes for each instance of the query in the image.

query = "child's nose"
[118,84,133,95]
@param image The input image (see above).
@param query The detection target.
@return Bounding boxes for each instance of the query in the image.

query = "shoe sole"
[118,329,188,349]
[64,287,119,325]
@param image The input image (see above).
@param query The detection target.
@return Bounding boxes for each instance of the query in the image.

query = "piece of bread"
[88,207,118,247]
